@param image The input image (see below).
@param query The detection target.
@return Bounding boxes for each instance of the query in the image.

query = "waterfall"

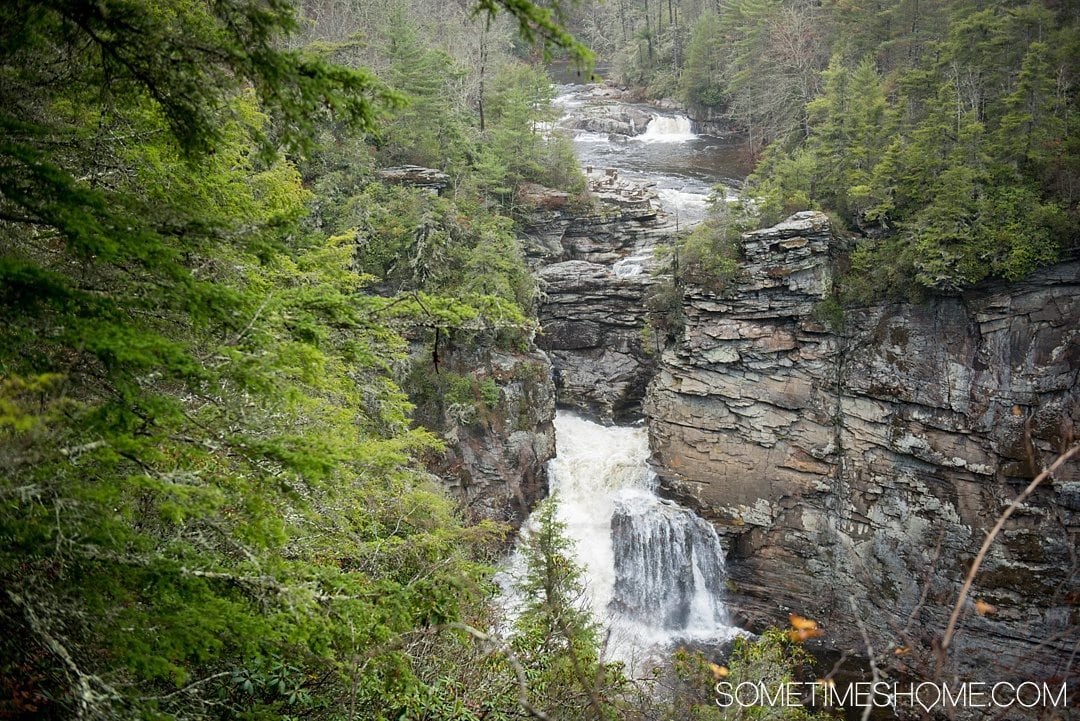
[639,113,696,143]
[499,412,737,668]
[612,254,651,277]
[610,495,728,631]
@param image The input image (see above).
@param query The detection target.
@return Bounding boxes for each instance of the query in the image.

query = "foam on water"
[638,114,696,143]
[573,131,614,144]
[612,254,651,277]
[498,412,739,669]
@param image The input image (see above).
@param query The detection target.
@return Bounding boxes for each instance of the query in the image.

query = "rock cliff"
[646,211,1080,682]
[524,173,671,421]
[405,337,556,529]
[538,260,657,422]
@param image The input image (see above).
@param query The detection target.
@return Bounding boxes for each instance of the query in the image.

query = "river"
[553,83,752,227]
[499,83,750,671]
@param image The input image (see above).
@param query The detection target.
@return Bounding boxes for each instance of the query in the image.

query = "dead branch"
[438,622,552,721]
[938,443,1080,667]
[849,597,884,721]
[6,590,122,719]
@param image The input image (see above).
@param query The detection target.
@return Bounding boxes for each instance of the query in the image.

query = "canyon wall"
[408,338,556,528]
[407,175,669,524]
[646,211,1080,682]
[524,175,669,422]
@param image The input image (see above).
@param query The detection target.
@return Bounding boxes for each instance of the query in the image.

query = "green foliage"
[0,0,594,719]
[645,279,686,345]
[591,0,1077,295]
[334,182,538,346]
[660,630,817,721]
[645,199,753,345]
[747,2,1079,295]
[409,370,504,428]
[678,220,744,292]
[378,14,474,171]
[0,93,493,716]
[0,0,395,164]
[510,499,629,720]
[473,0,595,66]
[811,296,846,333]
[478,63,588,198]
[717,630,817,721]
[681,11,727,109]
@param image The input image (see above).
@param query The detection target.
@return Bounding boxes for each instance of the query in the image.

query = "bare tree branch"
[437,622,552,721]
[938,443,1080,667]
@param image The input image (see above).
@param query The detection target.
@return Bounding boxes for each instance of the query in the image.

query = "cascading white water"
[499,412,738,669]
[503,85,746,668]
[612,254,651,277]
[639,113,696,143]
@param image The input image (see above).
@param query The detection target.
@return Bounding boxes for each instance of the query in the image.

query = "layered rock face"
[646,211,1080,681]
[538,260,657,423]
[524,174,671,422]
[408,340,556,528]
[520,169,672,267]
[683,103,740,138]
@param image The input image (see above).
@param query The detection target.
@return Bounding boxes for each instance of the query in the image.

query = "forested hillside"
[3,0,1076,717]
[565,0,1079,295]
[0,1,627,718]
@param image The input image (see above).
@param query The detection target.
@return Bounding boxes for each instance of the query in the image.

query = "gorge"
[5,1,1077,718]
[493,78,1080,695]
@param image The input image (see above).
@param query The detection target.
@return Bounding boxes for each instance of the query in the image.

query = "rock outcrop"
[526,173,672,422]
[407,338,556,529]
[377,165,450,193]
[646,211,1080,683]
[683,104,740,137]
[557,97,653,137]
[538,260,657,423]
[520,170,672,267]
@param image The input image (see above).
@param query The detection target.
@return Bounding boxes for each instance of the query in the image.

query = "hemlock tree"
[511,499,629,721]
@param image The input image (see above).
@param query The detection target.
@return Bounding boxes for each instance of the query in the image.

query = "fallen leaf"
[974,599,997,616]
[787,627,824,642]
[709,663,729,679]
[789,614,819,631]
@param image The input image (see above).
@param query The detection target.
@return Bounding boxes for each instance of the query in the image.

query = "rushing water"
[499,413,738,669]
[498,83,745,670]
[553,84,752,227]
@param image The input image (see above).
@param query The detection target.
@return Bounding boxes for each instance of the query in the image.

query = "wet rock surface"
[646,211,1080,681]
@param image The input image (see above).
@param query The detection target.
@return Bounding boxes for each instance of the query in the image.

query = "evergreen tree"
[681,10,727,109]
[511,499,627,721]
[0,0,593,717]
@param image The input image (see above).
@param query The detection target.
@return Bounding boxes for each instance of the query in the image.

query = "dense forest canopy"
[0,0,614,718]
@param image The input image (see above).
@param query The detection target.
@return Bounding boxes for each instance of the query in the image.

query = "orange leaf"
[974,599,997,616]
[789,614,819,631]
[709,663,729,679]
[787,627,824,642]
